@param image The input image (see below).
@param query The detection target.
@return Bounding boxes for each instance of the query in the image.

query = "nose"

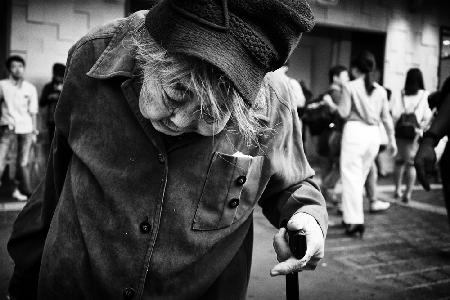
[170,109,197,129]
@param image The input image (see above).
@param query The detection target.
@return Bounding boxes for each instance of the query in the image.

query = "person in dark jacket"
[7,2,328,299]
[415,76,450,226]
[39,63,66,147]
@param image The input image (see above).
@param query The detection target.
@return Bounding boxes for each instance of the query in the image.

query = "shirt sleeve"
[380,92,395,141]
[28,85,39,114]
[258,83,328,237]
[336,82,351,119]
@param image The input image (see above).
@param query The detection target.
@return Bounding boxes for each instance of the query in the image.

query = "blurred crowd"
[0,56,64,202]
[0,49,449,239]
[281,50,450,238]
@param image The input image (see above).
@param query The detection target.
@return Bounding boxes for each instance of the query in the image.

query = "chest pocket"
[193,152,263,230]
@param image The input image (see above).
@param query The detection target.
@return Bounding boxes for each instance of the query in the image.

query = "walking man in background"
[0,55,38,201]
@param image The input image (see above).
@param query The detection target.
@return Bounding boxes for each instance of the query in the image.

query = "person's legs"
[394,139,411,198]
[16,133,33,195]
[364,142,390,212]
[394,160,405,197]
[403,163,416,201]
[322,158,340,205]
[0,127,14,181]
[365,162,377,202]
[403,140,420,202]
[340,123,366,225]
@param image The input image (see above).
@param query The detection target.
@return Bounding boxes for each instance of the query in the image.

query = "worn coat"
[8,11,327,300]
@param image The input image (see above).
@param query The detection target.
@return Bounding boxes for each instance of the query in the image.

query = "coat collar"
[86,11,147,80]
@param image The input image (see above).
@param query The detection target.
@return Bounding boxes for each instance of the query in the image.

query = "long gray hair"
[132,26,267,145]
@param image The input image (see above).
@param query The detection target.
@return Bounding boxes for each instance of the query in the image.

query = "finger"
[303,256,321,270]
[273,228,291,262]
[286,217,306,232]
[270,257,304,276]
[298,236,323,269]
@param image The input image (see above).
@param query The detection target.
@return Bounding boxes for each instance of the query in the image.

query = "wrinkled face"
[139,66,231,137]
[9,61,25,80]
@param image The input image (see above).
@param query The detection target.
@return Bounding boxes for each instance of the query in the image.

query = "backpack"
[395,91,424,140]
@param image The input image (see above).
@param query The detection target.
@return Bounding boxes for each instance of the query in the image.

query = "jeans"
[0,126,33,194]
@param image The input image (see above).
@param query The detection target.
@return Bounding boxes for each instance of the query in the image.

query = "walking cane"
[286,229,307,300]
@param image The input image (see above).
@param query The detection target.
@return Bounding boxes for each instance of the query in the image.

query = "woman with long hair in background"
[392,68,432,203]
[337,51,397,237]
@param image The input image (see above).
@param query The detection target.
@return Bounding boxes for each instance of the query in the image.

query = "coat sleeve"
[257,78,328,237]
[7,130,72,299]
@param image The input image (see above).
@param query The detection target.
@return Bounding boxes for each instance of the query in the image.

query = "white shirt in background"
[390,89,432,129]
[338,77,395,138]
[0,78,38,134]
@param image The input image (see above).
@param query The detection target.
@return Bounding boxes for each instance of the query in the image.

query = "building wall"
[308,0,450,94]
[9,0,126,94]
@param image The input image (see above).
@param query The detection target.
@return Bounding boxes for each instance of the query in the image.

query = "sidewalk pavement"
[1,181,449,299]
[248,181,450,300]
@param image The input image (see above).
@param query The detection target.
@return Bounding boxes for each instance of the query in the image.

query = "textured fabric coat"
[8,11,327,300]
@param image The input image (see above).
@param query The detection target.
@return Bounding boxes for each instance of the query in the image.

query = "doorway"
[287,26,387,98]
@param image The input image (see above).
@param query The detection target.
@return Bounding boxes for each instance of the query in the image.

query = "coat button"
[140,221,151,234]
[123,287,136,299]
[236,175,246,185]
[228,198,240,209]
[157,153,165,163]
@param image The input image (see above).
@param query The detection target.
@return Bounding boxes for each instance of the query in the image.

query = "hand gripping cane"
[285,229,307,300]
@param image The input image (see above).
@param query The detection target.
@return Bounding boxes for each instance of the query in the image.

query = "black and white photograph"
[0,0,449,299]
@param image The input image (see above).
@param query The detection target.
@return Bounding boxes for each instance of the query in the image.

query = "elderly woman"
[7,1,327,299]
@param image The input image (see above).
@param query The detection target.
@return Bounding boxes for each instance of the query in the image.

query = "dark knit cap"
[145,0,315,104]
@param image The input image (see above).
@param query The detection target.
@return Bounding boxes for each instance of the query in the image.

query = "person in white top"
[336,51,397,238]
[0,56,39,201]
[391,68,432,203]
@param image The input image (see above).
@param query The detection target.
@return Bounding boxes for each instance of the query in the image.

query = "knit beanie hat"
[145,0,315,105]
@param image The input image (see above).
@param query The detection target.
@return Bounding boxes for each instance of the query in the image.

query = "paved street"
[1,181,450,299]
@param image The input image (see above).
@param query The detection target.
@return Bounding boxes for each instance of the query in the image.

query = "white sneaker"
[369,200,390,213]
[12,188,28,201]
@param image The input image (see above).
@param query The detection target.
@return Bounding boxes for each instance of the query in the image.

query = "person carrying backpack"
[392,68,432,203]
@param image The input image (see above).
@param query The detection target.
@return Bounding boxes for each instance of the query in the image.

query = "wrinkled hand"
[271,212,324,276]
[414,138,437,191]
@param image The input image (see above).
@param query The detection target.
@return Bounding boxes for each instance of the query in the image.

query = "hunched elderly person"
[8,1,328,299]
